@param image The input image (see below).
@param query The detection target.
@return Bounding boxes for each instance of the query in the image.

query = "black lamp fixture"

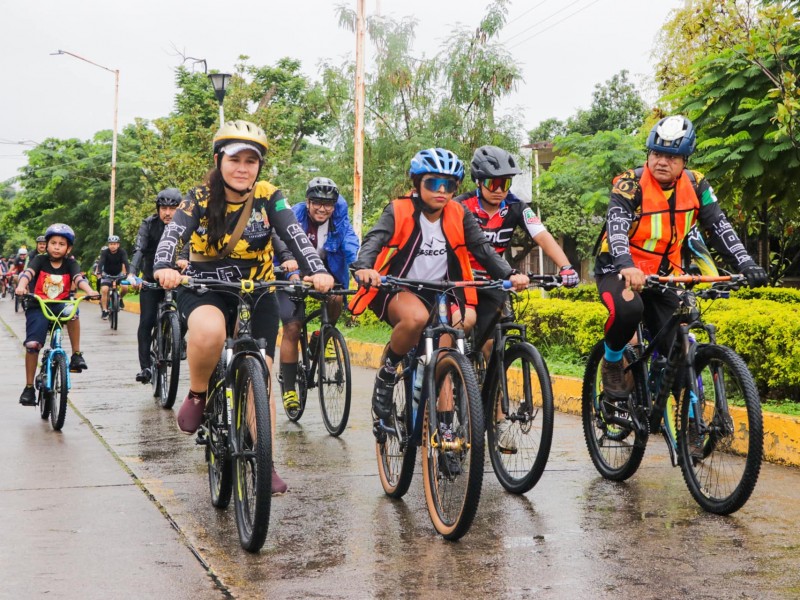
[208,72,232,104]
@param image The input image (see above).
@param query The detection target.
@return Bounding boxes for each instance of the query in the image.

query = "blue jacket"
[291,196,360,287]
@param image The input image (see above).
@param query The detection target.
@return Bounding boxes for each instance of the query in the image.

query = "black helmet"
[156,187,182,207]
[470,145,523,180]
[305,177,339,203]
[36,235,46,243]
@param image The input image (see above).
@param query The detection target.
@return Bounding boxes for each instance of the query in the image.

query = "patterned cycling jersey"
[456,190,547,270]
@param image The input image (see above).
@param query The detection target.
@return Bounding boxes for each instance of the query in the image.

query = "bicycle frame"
[27,295,87,393]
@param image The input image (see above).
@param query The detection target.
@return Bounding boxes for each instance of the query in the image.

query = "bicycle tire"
[317,327,351,436]
[38,384,50,420]
[421,351,484,541]
[375,348,416,499]
[49,353,69,431]
[157,312,181,409]
[109,292,118,330]
[232,355,272,552]
[149,324,161,398]
[206,361,233,509]
[581,340,647,481]
[15,294,22,313]
[487,343,554,494]
[678,344,763,515]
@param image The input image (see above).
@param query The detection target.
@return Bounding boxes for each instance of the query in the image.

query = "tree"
[528,118,567,143]
[565,70,648,136]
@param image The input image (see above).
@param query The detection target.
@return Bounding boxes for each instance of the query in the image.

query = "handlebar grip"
[502,280,513,290]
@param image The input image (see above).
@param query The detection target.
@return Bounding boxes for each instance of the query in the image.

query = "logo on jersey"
[523,207,540,225]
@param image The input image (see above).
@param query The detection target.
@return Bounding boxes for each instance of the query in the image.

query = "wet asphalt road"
[3,298,800,599]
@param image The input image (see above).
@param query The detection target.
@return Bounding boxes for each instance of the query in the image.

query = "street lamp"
[208,73,231,127]
[52,49,119,236]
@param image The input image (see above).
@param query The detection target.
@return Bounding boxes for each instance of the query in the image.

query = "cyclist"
[15,224,99,405]
[273,176,360,412]
[350,147,529,423]
[595,115,767,398]
[153,119,333,494]
[456,145,580,351]
[129,187,184,384]
[35,235,47,256]
[9,246,28,287]
[97,235,130,319]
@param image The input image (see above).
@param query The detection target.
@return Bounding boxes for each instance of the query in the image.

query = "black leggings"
[137,287,162,370]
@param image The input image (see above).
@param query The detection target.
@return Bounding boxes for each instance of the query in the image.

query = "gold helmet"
[212,120,268,158]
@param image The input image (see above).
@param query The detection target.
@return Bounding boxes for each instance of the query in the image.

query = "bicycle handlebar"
[23,293,98,322]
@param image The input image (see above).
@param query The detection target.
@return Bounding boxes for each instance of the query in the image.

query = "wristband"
[18,272,30,282]
[560,264,573,271]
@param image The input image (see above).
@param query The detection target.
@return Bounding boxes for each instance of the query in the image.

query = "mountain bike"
[466,275,561,495]
[103,273,129,330]
[192,277,300,552]
[582,274,763,515]
[141,283,182,409]
[25,293,98,430]
[278,285,354,436]
[373,276,488,541]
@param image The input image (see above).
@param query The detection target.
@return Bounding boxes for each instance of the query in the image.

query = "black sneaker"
[101,310,109,320]
[136,368,152,384]
[371,365,396,420]
[19,386,36,406]
[601,357,633,399]
[70,352,88,372]
[119,298,125,309]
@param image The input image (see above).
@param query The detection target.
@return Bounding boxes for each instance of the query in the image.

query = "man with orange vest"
[595,115,767,398]
[350,148,529,422]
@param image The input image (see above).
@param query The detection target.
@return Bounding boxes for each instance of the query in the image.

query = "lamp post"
[53,50,119,236]
[208,73,231,127]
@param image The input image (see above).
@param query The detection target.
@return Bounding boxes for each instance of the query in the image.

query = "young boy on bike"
[15,224,99,406]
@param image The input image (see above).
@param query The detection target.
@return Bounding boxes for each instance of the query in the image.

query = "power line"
[509,0,604,50]
[503,0,587,43]
[504,0,550,28]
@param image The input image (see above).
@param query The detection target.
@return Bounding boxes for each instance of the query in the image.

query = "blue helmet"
[646,115,696,157]
[45,223,75,245]
[409,148,464,181]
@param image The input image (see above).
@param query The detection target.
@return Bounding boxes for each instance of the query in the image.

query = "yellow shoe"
[282,390,300,411]
[324,342,337,361]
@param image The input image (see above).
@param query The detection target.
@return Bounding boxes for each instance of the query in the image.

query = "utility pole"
[352,0,366,240]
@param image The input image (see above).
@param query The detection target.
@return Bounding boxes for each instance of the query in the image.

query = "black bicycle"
[102,273,129,330]
[582,274,763,515]
[467,275,560,495]
[141,283,182,409]
[278,285,354,436]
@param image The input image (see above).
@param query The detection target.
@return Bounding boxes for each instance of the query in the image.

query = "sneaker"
[324,340,337,361]
[180,338,187,361]
[19,386,36,406]
[271,468,288,495]
[176,391,207,434]
[371,365,396,420]
[282,390,300,411]
[601,357,634,399]
[101,310,109,320]
[437,423,462,476]
[136,368,152,384]
[69,352,88,372]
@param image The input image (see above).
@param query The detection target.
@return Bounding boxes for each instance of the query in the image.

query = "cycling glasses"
[481,177,513,193]
[421,177,459,194]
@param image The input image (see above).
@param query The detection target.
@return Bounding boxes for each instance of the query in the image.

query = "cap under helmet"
[470,145,522,180]
[212,120,268,158]
[646,115,696,157]
[409,148,464,181]
[156,187,182,207]
[45,223,75,245]
[306,177,339,202]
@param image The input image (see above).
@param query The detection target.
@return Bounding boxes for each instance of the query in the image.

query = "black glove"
[741,264,768,287]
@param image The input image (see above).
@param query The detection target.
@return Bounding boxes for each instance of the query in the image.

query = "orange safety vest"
[626,166,699,275]
[349,197,476,315]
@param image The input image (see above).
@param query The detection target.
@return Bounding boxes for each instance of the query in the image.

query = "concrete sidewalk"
[0,299,222,599]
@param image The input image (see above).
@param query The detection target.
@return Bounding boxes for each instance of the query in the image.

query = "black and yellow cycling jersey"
[154,180,325,282]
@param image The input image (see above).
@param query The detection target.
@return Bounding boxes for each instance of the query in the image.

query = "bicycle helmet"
[108,235,120,243]
[36,235,46,243]
[305,177,339,203]
[470,145,522,180]
[45,223,75,245]
[156,187,182,207]
[17,247,27,255]
[646,115,696,157]
[212,120,268,158]
[409,148,464,181]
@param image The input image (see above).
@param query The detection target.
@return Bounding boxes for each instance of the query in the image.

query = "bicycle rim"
[679,344,763,515]
[487,344,554,494]
[421,352,484,541]
[581,341,647,481]
[232,356,272,552]
[318,328,351,436]
[159,312,181,409]
[206,362,232,509]
[50,353,69,431]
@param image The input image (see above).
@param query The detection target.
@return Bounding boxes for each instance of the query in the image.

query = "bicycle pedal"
[195,431,208,446]
[372,421,387,443]
[497,445,518,455]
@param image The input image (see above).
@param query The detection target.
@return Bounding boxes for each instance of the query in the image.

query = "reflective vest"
[349,197,476,315]
[625,166,700,275]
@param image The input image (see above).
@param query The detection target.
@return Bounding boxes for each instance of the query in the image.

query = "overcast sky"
[1,0,684,183]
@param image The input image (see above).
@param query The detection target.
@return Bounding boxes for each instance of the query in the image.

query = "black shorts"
[25,302,71,347]
[175,287,280,358]
[369,286,471,326]
[276,288,305,325]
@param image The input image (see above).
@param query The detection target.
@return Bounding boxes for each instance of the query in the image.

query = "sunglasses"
[308,199,336,208]
[421,177,459,194]
[481,177,513,193]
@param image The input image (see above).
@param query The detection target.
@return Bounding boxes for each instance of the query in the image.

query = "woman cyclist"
[154,120,333,493]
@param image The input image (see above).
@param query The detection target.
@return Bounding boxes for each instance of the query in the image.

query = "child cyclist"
[15,223,99,405]
[349,148,529,422]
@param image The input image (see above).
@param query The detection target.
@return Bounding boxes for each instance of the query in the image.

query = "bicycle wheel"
[375,349,416,499]
[317,327,351,436]
[157,312,181,409]
[109,293,118,330]
[421,351,484,541]
[149,325,161,398]
[232,355,272,552]
[678,344,763,515]
[15,294,22,313]
[487,343,554,494]
[49,353,69,431]
[206,361,233,509]
[38,381,50,420]
[581,340,647,481]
